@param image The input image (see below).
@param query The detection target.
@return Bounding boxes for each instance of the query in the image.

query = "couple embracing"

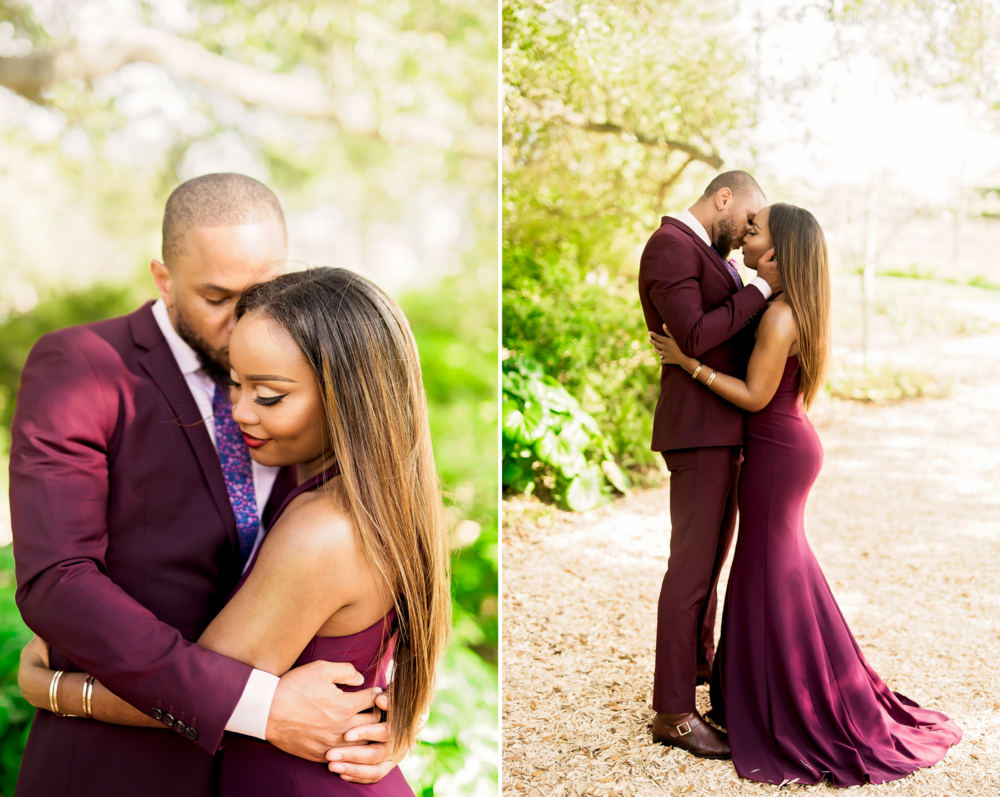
[9,174,449,797]
[638,171,961,787]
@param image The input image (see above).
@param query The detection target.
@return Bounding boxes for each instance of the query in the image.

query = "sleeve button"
[163,713,175,728]
[174,720,187,734]
[151,708,163,721]
[185,727,199,741]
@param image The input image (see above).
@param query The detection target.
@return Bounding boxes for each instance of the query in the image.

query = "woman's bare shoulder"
[260,483,360,568]
[759,298,797,339]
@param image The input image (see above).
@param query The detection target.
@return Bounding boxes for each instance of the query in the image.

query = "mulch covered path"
[501,332,1000,797]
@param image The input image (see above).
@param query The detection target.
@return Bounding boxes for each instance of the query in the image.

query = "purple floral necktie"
[711,244,744,290]
[212,383,258,566]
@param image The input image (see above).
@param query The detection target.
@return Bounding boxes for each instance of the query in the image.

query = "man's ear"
[150,259,174,308]
[716,188,733,210]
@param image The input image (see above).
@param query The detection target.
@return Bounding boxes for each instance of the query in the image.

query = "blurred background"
[0,1,498,795]
[502,0,1000,509]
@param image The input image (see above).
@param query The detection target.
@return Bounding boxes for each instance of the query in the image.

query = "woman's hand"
[18,636,54,709]
[325,692,406,783]
[649,324,697,372]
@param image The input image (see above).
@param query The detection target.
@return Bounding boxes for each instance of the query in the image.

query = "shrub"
[502,355,629,512]
[502,246,664,476]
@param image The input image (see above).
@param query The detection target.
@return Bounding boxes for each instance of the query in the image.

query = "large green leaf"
[501,395,525,442]
[562,465,608,512]
[537,430,587,478]
[516,401,549,444]
[601,459,631,494]
[535,381,579,413]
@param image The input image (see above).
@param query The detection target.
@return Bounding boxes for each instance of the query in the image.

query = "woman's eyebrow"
[246,374,299,383]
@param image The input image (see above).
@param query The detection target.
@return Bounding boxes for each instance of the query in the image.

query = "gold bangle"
[83,675,95,719]
[49,669,64,715]
[691,363,704,380]
[705,369,718,387]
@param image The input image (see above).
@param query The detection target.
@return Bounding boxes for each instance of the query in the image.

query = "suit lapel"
[660,217,741,294]
[129,303,239,552]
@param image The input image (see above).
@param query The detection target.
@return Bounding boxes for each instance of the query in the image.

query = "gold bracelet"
[83,674,96,719]
[691,363,704,380]
[705,369,718,387]
[49,669,64,715]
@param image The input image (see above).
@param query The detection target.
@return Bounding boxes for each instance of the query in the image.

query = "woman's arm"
[18,635,161,727]
[19,494,373,730]
[652,301,798,412]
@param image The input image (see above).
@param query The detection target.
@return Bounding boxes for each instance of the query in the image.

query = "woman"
[18,268,451,796]
[651,204,961,787]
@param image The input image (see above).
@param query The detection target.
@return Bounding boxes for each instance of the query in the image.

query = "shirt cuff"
[748,276,773,301]
[225,668,279,740]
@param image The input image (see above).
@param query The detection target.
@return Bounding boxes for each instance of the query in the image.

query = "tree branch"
[654,154,696,213]
[520,97,724,169]
[0,27,494,158]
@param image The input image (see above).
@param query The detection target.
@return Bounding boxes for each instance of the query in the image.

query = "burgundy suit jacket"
[638,216,767,452]
[10,301,296,797]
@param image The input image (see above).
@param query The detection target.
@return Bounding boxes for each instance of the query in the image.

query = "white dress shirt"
[151,298,280,741]
[672,209,773,300]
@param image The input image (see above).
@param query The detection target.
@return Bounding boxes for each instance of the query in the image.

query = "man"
[637,171,780,758]
[10,174,399,796]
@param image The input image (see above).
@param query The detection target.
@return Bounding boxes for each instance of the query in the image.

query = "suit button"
[185,727,199,741]
[151,708,163,721]
[174,720,186,734]
[163,713,175,728]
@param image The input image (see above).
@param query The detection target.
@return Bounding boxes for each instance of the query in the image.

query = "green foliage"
[502,355,628,512]
[401,272,499,658]
[0,0,497,323]
[402,644,497,797]
[0,548,32,797]
[503,246,664,477]
[504,0,749,273]
[399,274,498,796]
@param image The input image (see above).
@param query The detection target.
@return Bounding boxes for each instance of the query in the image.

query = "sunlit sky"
[730,0,1000,201]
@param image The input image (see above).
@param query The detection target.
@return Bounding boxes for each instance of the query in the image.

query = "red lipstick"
[241,431,271,449]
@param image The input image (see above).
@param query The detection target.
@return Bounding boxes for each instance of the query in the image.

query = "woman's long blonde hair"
[236,268,450,753]
[768,204,831,409]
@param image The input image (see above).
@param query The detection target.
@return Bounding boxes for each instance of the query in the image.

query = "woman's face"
[228,312,329,474]
[740,205,773,269]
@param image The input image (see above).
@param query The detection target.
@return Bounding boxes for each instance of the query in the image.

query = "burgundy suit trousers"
[652,445,741,713]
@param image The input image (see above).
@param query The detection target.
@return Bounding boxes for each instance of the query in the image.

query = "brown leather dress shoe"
[652,711,731,760]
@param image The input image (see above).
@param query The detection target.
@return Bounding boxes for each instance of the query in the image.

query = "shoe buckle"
[676,721,692,737]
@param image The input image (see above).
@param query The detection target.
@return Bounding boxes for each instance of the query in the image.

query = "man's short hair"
[162,173,286,265]
[701,170,765,202]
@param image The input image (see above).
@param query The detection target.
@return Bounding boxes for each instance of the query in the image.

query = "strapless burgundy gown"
[219,466,412,797]
[710,356,961,787]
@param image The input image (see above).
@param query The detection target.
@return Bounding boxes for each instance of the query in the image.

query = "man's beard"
[715,214,740,258]
[175,309,231,385]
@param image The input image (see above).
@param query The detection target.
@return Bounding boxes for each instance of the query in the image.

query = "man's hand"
[755,248,782,295]
[326,692,410,783]
[265,660,383,762]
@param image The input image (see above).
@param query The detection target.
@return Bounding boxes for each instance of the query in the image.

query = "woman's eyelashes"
[254,393,288,408]
[228,377,287,407]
